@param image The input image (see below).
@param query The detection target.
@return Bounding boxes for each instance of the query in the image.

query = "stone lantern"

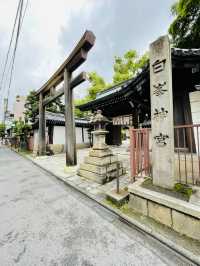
[90,110,110,150]
[78,110,125,184]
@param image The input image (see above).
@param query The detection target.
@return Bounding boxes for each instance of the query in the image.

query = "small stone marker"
[150,35,175,189]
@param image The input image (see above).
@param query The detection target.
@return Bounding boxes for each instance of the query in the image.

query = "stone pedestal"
[78,130,125,184]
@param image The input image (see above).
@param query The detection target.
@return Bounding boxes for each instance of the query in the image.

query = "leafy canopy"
[74,72,107,118]
[24,90,39,123]
[0,123,5,138]
[113,50,148,84]
[12,119,31,136]
[169,0,200,48]
[74,51,148,117]
[24,90,65,123]
[87,72,106,100]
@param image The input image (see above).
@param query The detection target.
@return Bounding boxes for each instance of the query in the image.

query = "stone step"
[80,162,122,175]
[89,149,113,158]
[78,169,107,184]
[84,155,118,166]
[78,168,123,184]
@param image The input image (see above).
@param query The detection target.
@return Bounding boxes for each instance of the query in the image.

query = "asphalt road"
[0,146,195,266]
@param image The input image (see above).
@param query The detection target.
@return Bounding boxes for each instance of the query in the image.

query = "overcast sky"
[0,0,175,119]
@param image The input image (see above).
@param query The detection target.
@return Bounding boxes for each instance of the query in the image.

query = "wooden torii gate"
[35,30,95,165]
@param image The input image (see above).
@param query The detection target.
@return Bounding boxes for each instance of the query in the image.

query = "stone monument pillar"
[78,110,125,184]
[150,35,175,189]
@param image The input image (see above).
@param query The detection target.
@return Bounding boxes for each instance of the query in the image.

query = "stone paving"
[27,142,132,202]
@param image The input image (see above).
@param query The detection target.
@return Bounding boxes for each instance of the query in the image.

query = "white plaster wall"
[76,127,82,144]
[75,127,89,144]
[53,126,65,145]
[53,126,89,145]
[189,91,200,152]
[190,91,200,124]
[83,128,89,143]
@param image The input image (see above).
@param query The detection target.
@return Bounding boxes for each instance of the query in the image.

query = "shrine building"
[77,48,200,146]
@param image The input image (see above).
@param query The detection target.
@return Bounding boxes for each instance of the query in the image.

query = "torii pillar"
[37,30,95,166]
[38,92,46,155]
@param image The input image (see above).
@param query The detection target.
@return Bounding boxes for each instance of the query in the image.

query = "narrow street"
[0,146,194,266]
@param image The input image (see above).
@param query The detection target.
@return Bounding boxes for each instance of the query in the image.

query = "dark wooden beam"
[36,30,95,96]
[67,49,87,72]
[43,87,64,107]
[42,72,87,106]
[70,71,87,89]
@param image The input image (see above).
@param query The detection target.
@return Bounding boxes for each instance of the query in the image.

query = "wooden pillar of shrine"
[64,68,77,165]
[38,93,46,155]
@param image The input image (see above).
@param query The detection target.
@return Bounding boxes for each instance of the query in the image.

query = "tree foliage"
[113,50,148,84]
[24,90,65,123]
[169,0,200,48]
[74,72,106,118]
[24,91,38,123]
[0,123,5,138]
[74,52,148,117]
[12,119,31,136]
[87,72,106,100]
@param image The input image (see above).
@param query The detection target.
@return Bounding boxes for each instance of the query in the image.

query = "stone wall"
[128,184,200,241]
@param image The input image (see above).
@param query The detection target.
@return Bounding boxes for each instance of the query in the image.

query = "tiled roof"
[33,111,90,128]
[77,47,200,111]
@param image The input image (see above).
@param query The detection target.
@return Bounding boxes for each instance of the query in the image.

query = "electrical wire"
[3,0,29,97]
[0,0,22,92]
[7,0,24,100]
[0,0,29,121]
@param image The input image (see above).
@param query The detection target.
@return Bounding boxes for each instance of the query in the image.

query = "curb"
[11,148,200,265]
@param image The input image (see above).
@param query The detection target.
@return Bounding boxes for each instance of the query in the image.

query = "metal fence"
[174,124,200,186]
[129,128,151,181]
[130,124,200,186]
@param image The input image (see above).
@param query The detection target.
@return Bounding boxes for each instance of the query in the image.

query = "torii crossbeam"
[35,30,96,165]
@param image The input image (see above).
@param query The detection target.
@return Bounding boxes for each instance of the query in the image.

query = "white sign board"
[112,115,133,126]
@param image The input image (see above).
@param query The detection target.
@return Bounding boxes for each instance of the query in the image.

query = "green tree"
[12,120,31,136]
[74,51,148,116]
[0,123,5,139]
[113,50,148,84]
[24,90,65,123]
[24,90,38,123]
[74,98,89,118]
[169,0,200,48]
[87,72,106,100]
[74,72,106,117]
[11,119,32,150]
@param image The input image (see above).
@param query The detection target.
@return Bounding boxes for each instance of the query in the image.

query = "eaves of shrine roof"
[33,111,90,128]
[77,64,149,111]
[77,47,200,111]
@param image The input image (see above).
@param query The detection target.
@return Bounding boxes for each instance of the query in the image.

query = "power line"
[7,0,24,100]
[0,0,22,92]
[0,0,29,121]
[3,0,29,97]
[7,0,29,101]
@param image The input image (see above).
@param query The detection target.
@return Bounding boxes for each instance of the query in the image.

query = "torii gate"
[35,30,96,165]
